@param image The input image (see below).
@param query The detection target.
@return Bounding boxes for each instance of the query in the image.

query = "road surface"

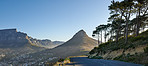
[65,57,142,66]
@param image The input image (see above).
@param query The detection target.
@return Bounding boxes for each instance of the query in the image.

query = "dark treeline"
[93,0,148,46]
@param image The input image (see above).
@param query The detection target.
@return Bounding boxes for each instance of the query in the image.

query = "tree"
[120,0,135,44]
[108,1,125,43]
[134,0,148,36]
[108,0,135,44]
[92,0,148,46]
[92,25,103,47]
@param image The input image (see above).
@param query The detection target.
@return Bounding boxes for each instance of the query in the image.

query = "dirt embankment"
[101,45,147,59]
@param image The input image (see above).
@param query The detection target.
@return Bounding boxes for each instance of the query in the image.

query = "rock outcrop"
[0,29,29,48]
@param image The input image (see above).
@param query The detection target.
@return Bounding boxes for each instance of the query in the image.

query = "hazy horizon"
[0,0,122,41]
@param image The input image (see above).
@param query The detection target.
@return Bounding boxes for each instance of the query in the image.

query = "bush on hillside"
[99,41,110,47]
[89,47,98,54]
[129,36,145,42]
[113,54,124,60]
[58,58,64,62]
[144,46,148,54]
[64,57,70,61]
[89,56,103,59]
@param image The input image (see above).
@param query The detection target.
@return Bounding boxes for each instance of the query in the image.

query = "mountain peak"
[50,29,97,58]
[72,29,88,39]
[78,29,85,33]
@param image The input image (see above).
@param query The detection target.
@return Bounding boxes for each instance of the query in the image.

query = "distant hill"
[28,37,64,48]
[49,30,98,58]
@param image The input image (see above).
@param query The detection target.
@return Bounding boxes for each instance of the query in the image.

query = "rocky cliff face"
[0,29,29,48]
[0,29,28,40]
[0,29,64,48]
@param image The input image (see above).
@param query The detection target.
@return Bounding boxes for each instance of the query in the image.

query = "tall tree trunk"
[133,24,136,35]
[115,30,119,44]
[124,28,126,38]
[105,30,106,43]
[101,31,102,44]
[98,34,100,47]
[110,31,113,41]
[116,16,122,44]
[116,26,119,44]
[136,18,140,36]
[136,8,141,36]
[125,20,129,44]
[116,27,120,44]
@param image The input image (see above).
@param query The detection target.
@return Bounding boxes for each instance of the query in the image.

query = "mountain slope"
[50,30,98,58]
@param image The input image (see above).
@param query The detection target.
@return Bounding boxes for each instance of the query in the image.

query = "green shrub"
[113,54,124,60]
[89,47,98,54]
[144,47,148,54]
[119,36,125,41]
[130,36,144,42]
[64,57,70,61]
[90,56,103,59]
[127,53,131,57]
[111,47,120,51]
[107,58,112,60]
[58,58,64,62]
[126,57,136,62]
[124,44,134,50]
[100,41,113,47]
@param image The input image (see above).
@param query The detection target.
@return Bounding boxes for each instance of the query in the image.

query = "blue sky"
[0,0,121,41]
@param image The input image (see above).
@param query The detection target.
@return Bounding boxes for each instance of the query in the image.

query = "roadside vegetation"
[89,30,148,64]
[89,0,148,65]
[90,30,148,55]
[54,57,70,66]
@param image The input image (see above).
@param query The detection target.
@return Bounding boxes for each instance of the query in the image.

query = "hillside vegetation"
[90,0,148,65]
[89,30,148,65]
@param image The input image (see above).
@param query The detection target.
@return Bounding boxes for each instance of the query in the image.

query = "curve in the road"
[65,57,142,66]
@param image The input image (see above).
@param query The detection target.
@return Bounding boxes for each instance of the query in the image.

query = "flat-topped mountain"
[0,28,64,48]
[50,30,98,58]
[0,29,29,48]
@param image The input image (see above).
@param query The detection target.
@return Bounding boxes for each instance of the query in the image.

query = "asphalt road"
[65,57,142,66]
